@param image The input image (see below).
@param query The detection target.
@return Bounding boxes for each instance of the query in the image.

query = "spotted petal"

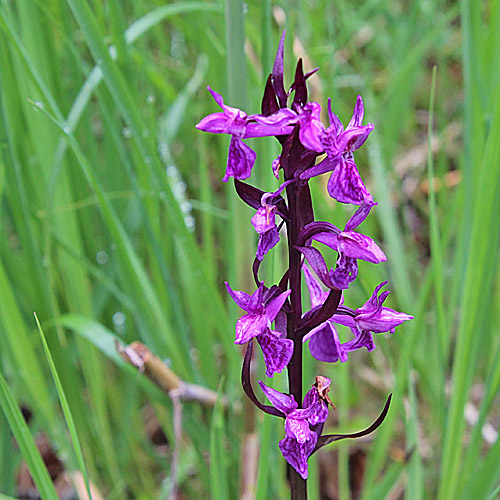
[257,330,293,378]
[279,434,317,479]
[327,155,373,206]
[222,137,257,182]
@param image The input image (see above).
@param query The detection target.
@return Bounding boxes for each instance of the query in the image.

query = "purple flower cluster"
[196,31,412,486]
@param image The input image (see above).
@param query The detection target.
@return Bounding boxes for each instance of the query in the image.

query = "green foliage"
[0,0,498,498]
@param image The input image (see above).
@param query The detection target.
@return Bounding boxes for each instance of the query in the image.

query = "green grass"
[0,0,498,499]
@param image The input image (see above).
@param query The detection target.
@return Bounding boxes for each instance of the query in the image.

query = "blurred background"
[0,0,499,499]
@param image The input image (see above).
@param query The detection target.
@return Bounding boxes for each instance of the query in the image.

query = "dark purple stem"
[284,178,307,499]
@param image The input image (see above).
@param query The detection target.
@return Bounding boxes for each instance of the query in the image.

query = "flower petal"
[327,155,373,206]
[235,313,269,344]
[272,155,281,179]
[256,228,280,260]
[195,112,233,134]
[222,137,256,182]
[330,255,358,290]
[311,231,340,252]
[344,201,377,231]
[343,329,376,352]
[245,109,298,138]
[296,246,338,290]
[251,206,276,234]
[225,282,250,310]
[300,155,339,180]
[304,321,349,363]
[346,95,365,129]
[303,387,329,426]
[286,417,313,444]
[279,434,317,479]
[257,330,294,377]
[259,381,298,414]
[246,283,265,314]
[357,307,413,334]
[327,98,344,136]
[337,124,373,153]
[337,231,386,263]
[303,264,328,309]
[265,289,292,323]
[298,102,325,152]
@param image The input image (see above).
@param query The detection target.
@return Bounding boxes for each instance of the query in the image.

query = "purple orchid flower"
[303,277,412,362]
[335,281,413,336]
[225,282,293,377]
[251,180,294,260]
[298,202,386,290]
[301,96,374,205]
[259,377,333,479]
[313,201,385,289]
[196,87,298,182]
[302,264,367,363]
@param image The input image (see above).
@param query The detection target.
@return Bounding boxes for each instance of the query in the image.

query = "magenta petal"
[274,311,287,337]
[303,388,329,425]
[265,289,292,323]
[344,201,377,231]
[251,206,276,234]
[358,308,413,334]
[306,321,348,363]
[222,137,256,182]
[279,434,317,480]
[331,255,358,289]
[337,231,386,263]
[298,102,325,152]
[347,95,365,129]
[303,264,328,308]
[259,381,298,414]
[361,281,388,311]
[331,313,356,329]
[257,331,293,377]
[225,282,250,310]
[296,246,337,290]
[311,232,340,252]
[272,155,281,179]
[327,155,373,205]
[235,313,268,344]
[327,98,344,136]
[246,284,265,314]
[207,86,226,109]
[337,124,373,153]
[195,112,232,133]
[246,109,297,137]
[343,329,376,353]
[285,417,312,444]
[300,156,339,180]
[256,228,280,260]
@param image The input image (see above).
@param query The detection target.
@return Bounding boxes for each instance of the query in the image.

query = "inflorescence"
[196,31,412,483]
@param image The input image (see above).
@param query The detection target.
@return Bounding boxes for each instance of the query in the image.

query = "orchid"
[305,201,386,289]
[196,87,297,181]
[301,97,374,205]
[259,378,332,479]
[334,281,414,338]
[225,282,293,377]
[251,180,293,260]
[303,276,412,363]
[197,30,412,498]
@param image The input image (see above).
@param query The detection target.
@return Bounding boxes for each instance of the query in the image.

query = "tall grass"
[0,0,498,499]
